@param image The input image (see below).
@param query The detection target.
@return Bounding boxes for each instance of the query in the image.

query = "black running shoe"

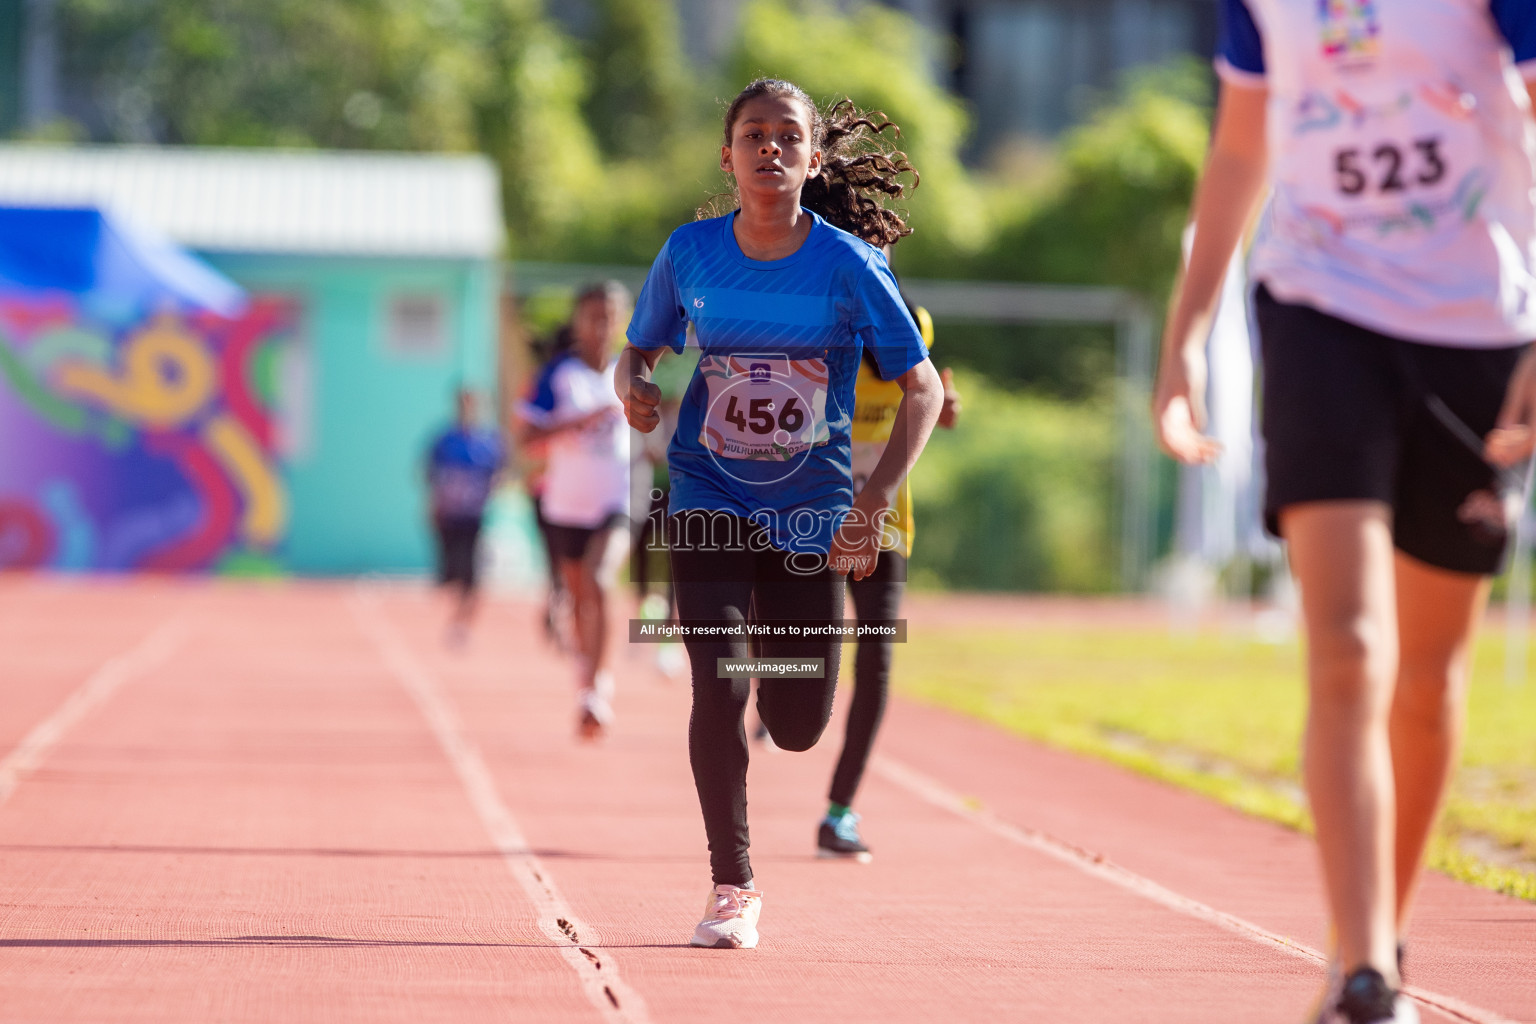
[1320,967,1418,1024]
[816,810,872,863]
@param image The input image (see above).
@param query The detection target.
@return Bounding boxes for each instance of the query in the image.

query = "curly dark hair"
[706,78,919,248]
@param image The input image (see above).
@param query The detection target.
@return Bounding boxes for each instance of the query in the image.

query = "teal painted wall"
[203,253,498,575]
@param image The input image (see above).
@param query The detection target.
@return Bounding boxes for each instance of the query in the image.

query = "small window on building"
[271,297,314,463]
[386,293,447,358]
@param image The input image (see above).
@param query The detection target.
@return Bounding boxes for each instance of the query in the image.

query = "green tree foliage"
[920,66,1208,395]
[57,0,605,254]
[909,372,1117,592]
[581,0,692,158]
[52,0,1209,283]
[975,63,1210,299]
[467,0,604,254]
[934,321,1116,402]
[60,0,475,149]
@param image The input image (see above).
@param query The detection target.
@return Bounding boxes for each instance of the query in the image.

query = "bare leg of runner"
[565,523,631,735]
[1391,552,1488,933]
[1283,501,1401,983]
[560,560,587,658]
[453,585,478,637]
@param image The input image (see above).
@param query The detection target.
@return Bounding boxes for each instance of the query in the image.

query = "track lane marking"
[352,589,652,1024]
[874,754,1520,1024]
[0,617,190,809]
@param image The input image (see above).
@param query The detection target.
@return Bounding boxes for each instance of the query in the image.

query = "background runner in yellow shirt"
[818,300,961,860]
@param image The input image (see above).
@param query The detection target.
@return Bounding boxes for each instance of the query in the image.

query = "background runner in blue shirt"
[616,79,944,952]
[425,388,505,647]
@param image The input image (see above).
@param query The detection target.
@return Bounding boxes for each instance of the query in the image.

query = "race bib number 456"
[699,354,830,461]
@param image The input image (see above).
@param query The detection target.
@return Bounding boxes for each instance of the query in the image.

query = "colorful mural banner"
[0,210,291,573]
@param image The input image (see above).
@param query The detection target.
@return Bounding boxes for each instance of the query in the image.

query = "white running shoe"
[577,687,613,741]
[689,883,763,949]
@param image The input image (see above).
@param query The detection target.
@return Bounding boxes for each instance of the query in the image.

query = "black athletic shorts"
[1257,285,1529,576]
[546,511,630,564]
[435,517,483,590]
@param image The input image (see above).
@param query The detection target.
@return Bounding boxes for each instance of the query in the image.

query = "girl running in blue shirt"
[617,79,944,949]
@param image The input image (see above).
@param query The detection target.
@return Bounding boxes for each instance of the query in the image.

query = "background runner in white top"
[520,353,631,529]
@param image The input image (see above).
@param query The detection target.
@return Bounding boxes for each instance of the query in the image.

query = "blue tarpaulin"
[0,206,246,316]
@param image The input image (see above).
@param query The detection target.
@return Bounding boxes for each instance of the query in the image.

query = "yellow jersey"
[849,305,933,557]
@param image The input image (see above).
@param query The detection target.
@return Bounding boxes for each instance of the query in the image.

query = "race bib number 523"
[699,354,830,461]
[1290,80,1486,242]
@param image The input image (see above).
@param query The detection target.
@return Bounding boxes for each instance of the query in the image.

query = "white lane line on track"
[874,755,1520,1024]
[0,617,190,809]
[351,589,652,1024]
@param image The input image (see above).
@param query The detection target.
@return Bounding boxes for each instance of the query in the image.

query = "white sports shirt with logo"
[1219,0,1536,346]
[517,352,631,529]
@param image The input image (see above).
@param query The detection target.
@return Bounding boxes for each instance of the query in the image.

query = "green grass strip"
[887,621,1536,902]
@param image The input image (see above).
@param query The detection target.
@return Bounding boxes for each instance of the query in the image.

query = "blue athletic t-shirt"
[428,427,504,521]
[627,210,928,553]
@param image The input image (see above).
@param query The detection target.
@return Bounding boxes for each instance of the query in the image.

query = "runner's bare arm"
[615,343,663,433]
[1483,80,1536,467]
[867,356,944,500]
[1153,79,1269,466]
[831,356,944,580]
[938,367,961,429]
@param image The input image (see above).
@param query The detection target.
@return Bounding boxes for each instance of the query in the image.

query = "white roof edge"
[0,143,505,260]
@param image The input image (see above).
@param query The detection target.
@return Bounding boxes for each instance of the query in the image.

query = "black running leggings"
[828,550,905,808]
[669,514,844,887]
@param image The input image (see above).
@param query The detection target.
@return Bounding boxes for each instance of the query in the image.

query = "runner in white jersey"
[517,282,633,739]
[1156,3,1536,1022]
[1228,0,1536,343]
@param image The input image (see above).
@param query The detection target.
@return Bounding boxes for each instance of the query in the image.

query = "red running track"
[0,578,1531,1023]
